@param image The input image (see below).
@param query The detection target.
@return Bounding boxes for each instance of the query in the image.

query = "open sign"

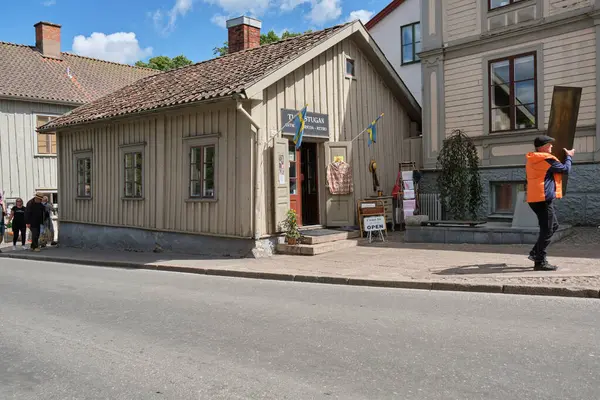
[364,216,385,232]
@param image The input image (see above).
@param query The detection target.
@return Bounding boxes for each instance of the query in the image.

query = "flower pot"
[287,237,297,245]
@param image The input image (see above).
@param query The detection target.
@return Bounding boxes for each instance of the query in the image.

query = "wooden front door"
[289,143,302,226]
[301,142,319,226]
[324,141,354,227]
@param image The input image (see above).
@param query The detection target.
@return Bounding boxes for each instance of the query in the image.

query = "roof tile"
[42,23,351,131]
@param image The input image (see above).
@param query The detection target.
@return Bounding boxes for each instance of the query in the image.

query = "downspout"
[235,98,261,241]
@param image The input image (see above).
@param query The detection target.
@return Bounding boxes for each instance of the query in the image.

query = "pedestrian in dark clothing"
[8,197,27,249]
[525,135,574,271]
[25,193,45,252]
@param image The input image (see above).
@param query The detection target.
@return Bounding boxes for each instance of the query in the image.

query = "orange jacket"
[525,152,572,203]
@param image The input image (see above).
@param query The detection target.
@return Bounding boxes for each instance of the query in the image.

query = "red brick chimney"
[34,21,61,59]
[226,16,261,54]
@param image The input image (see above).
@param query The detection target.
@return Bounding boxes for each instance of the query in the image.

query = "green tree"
[135,55,193,71]
[436,129,483,220]
[213,29,310,57]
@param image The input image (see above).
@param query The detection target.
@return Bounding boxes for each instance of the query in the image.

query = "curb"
[2,253,599,299]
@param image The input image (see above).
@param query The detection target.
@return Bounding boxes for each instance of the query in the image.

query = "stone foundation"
[57,222,277,258]
[420,163,600,226]
[405,222,573,245]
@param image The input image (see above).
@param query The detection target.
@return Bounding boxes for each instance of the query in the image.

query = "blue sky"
[1,0,390,65]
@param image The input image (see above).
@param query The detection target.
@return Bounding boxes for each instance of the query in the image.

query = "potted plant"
[283,209,301,245]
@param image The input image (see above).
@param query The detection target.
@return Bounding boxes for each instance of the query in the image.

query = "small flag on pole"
[293,105,308,149]
[366,113,384,147]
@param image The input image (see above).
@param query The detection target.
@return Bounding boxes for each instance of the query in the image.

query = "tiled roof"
[41,23,352,131]
[0,41,159,104]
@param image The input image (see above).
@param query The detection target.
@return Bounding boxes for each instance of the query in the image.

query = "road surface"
[1,258,598,399]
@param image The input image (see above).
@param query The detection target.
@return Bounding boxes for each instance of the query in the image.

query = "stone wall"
[420,163,600,225]
[57,222,277,258]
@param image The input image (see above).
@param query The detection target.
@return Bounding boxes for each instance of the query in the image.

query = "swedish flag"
[293,106,307,149]
[367,113,384,147]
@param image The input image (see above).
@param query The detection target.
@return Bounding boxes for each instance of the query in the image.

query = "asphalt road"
[1,259,599,400]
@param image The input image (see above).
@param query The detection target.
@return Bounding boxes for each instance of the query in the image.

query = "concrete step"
[276,239,358,256]
[300,230,361,245]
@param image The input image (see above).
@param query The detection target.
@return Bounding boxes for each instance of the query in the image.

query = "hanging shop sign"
[281,108,329,139]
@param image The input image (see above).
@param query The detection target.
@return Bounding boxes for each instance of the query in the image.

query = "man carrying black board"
[525,135,574,271]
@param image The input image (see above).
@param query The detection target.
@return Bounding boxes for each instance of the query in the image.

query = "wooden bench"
[421,220,487,227]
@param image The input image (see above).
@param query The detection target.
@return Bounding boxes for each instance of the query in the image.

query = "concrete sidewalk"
[1,228,599,299]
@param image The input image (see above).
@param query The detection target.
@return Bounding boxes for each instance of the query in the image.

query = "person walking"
[40,195,57,247]
[8,198,27,250]
[25,193,45,252]
[525,135,574,271]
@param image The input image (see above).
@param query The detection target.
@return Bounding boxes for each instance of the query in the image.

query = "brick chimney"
[34,21,61,59]
[226,16,261,54]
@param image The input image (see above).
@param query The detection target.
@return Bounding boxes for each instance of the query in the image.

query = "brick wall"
[228,24,260,53]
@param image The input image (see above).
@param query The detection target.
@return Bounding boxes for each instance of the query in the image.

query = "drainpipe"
[235,98,261,241]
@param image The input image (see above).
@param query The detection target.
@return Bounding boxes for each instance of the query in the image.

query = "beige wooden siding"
[256,38,411,234]
[543,28,596,127]
[545,0,592,16]
[0,99,72,201]
[444,53,484,137]
[444,27,596,138]
[58,102,254,238]
[444,0,480,43]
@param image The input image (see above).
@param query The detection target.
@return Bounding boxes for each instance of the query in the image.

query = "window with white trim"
[124,151,143,198]
[36,115,57,155]
[190,145,216,199]
[75,153,92,198]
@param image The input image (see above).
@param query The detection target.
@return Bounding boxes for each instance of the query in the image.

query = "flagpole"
[264,104,309,148]
[350,113,384,143]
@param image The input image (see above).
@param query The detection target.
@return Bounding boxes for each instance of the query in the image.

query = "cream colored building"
[420,0,600,224]
[41,17,421,257]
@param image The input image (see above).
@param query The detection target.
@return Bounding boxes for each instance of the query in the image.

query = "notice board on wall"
[546,86,582,194]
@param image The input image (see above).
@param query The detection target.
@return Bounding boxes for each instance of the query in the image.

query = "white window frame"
[345,56,356,80]
[490,181,527,215]
[34,113,60,157]
[74,150,93,200]
[119,143,146,200]
[182,134,219,202]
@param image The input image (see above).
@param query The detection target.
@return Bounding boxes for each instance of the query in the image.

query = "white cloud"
[345,9,374,24]
[42,0,56,6]
[203,0,270,15]
[308,0,342,25]
[280,0,310,12]
[210,14,229,28]
[72,32,153,64]
[151,0,195,33]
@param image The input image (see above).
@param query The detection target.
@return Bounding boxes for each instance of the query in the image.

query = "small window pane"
[492,84,510,107]
[135,183,142,197]
[125,182,133,197]
[490,60,510,84]
[494,183,513,212]
[191,181,201,197]
[414,23,421,43]
[516,104,536,129]
[490,0,510,9]
[125,153,133,168]
[514,55,535,81]
[346,59,355,76]
[191,164,200,181]
[402,44,414,63]
[191,147,201,164]
[204,146,215,165]
[402,26,413,44]
[491,107,511,131]
[126,167,134,183]
[515,80,535,105]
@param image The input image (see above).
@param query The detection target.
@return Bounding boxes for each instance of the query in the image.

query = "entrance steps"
[276,228,361,256]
